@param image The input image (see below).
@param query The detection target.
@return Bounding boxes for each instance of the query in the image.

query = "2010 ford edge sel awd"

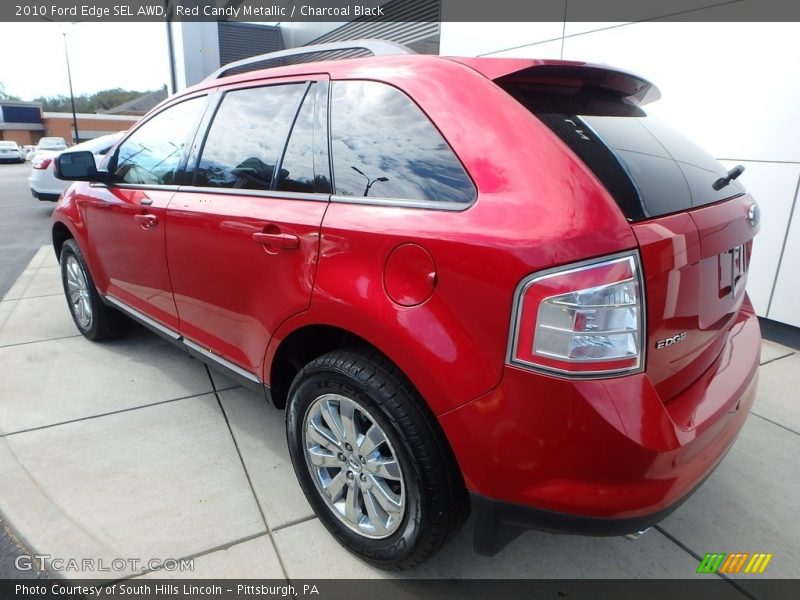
[51,40,760,570]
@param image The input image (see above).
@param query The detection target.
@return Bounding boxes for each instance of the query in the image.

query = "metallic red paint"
[82,185,180,329]
[440,297,759,518]
[165,191,326,375]
[383,243,437,307]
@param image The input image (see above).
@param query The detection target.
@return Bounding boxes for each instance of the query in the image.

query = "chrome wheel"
[65,255,92,328]
[303,393,405,539]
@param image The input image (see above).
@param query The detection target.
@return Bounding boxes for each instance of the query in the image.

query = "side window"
[195,83,306,190]
[115,97,205,185]
[275,85,316,193]
[330,81,475,204]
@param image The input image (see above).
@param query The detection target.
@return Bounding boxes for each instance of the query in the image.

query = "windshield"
[0,142,18,149]
[70,133,123,154]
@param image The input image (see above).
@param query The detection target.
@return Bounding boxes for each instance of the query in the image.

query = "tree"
[0,82,21,101]
[33,86,165,113]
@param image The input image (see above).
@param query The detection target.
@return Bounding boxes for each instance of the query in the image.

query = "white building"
[169,15,800,328]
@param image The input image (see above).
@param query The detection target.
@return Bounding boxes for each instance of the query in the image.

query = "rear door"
[165,77,330,379]
[498,73,759,400]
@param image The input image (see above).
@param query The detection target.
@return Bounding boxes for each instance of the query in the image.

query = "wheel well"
[269,325,380,409]
[52,222,73,262]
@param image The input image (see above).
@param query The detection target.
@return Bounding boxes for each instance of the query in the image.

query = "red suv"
[51,40,760,569]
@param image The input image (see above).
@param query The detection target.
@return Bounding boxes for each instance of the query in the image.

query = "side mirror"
[54,151,109,182]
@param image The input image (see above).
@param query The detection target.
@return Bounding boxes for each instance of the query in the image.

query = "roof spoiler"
[493,63,661,106]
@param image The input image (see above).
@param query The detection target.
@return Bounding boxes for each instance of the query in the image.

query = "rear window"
[504,86,744,221]
[330,80,475,205]
[39,138,66,147]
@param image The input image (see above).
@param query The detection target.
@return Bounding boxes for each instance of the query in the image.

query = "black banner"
[3,579,800,600]
[3,0,800,23]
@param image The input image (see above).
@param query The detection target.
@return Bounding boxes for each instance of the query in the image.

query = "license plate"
[719,244,747,299]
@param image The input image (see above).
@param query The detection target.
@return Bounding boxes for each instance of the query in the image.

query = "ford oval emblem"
[747,203,761,228]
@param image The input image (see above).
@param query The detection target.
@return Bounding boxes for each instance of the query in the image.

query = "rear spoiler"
[449,58,661,106]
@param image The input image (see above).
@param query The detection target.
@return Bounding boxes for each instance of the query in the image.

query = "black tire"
[59,239,123,340]
[286,346,468,570]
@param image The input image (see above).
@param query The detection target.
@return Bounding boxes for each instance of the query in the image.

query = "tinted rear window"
[504,86,744,221]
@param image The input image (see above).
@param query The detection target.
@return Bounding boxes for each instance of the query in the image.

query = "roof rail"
[205,39,416,81]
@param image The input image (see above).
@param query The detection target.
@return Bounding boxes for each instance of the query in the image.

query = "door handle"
[252,231,300,249]
[134,213,159,228]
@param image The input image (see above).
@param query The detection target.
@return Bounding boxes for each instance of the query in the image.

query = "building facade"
[1,101,137,145]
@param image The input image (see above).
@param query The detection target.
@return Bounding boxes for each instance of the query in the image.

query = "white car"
[29,133,123,201]
[0,141,26,163]
[28,136,69,163]
[36,136,68,151]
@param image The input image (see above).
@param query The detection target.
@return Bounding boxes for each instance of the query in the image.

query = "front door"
[85,96,208,330]
[166,78,330,377]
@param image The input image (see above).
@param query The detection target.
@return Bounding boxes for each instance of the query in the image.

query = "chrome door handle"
[134,213,159,228]
[252,231,300,249]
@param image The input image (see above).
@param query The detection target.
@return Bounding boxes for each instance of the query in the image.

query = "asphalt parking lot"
[0,163,53,299]
[0,162,798,592]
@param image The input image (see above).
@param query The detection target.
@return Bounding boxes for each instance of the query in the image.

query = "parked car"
[0,141,26,163]
[23,145,37,161]
[36,136,68,151]
[28,136,69,163]
[51,41,761,569]
[29,133,123,201]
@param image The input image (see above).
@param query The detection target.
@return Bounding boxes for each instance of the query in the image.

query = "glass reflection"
[196,84,305,190]
[115,97,205,185]
[330,81,474,204]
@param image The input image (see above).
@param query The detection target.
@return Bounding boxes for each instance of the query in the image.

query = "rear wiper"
[713,164,745,191]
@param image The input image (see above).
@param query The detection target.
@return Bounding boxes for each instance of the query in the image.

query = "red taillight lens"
[32,158,52,170]
[508,252,645,377]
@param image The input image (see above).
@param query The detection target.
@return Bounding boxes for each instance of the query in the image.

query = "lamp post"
[351,166,389,197]
[62,27,80,143]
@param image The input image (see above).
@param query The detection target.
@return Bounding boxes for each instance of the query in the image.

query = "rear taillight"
[508,251,645,377]
[32,158,51,170]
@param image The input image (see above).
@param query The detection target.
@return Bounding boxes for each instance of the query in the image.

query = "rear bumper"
[469,461,719,555]
[29,171,65,197]
[440,298,760,554]
[30,188,60,202]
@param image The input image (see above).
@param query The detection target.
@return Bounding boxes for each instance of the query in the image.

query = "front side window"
[195,83,306,190]
[330,81,475,204]
[115,96,205,185]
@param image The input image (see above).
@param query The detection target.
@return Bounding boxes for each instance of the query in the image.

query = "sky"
[0,23,169,100]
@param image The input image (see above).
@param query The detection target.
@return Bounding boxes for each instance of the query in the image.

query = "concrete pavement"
[0,246,797,587]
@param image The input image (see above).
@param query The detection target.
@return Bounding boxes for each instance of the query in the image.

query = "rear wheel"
[60,239,123,340]
[286,347,468,570]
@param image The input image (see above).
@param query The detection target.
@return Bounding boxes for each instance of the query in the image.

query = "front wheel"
[286,347,468,570]
[59,239,123,340]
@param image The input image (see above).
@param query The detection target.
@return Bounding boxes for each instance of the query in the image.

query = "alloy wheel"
[65,255,92,328]
[302,393,406,539]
